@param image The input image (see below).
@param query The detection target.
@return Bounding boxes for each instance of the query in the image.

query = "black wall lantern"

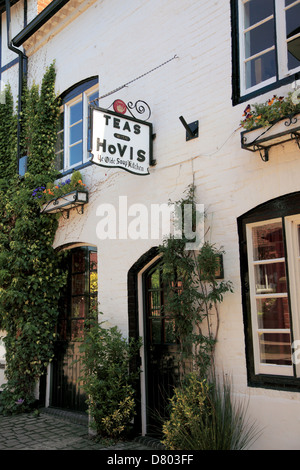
[179,116,199,141]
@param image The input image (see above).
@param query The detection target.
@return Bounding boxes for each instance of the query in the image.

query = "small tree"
[160,186,261,450]
[159,185,233,379]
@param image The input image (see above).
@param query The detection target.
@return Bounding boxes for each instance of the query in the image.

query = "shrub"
[162,373,261,450]
[78,318,142,439]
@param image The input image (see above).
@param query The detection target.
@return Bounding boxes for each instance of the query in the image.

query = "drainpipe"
[5,0,27,174]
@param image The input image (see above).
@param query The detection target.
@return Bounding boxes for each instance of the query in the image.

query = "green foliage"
[32,170,87,205]
[162,373,261,450]
[162,374,211,450]
[78,318,142,439]
[22,63,60,176]
[0,85,17,178]
[159,185,233,379]
[240,92,300,130]
[0,63,68,414]
[101,393,136,439]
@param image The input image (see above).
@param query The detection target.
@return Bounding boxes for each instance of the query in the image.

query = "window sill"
[233,73,300,106]
[248,373,300,393]
[57,160,93,179]
[241,113,300,162]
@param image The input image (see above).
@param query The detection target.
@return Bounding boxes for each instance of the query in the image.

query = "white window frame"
[238,0,300,96]
[56,84,98,172]
[246,214,300,377]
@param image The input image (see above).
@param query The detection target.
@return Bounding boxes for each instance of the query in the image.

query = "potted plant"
[32,170,88,215]
[240,91,300,161]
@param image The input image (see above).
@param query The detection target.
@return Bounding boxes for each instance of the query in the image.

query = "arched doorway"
[50,245,98,412]
[128,248,180,437]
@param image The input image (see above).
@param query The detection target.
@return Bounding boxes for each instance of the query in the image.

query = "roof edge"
[12,0,71,47]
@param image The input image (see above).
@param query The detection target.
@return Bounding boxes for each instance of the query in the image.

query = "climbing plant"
[159,185,233,380]
[0,63,68,414]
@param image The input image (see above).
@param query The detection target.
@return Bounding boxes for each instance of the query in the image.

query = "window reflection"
[256,297,290,329]
[244,0,274,29]
[254,262,287,294]
[259,332,292,365]
[252,222,284,260]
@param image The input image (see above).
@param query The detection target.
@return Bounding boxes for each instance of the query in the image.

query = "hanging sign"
[90,106,153,175]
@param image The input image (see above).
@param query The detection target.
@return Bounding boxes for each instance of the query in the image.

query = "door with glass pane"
[51,246,98,411]
[144,263,179,436]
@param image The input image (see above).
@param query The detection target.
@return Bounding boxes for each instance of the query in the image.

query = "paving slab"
[0,410,163,451]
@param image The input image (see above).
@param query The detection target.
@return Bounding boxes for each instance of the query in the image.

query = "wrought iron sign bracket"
[179,116,199,141]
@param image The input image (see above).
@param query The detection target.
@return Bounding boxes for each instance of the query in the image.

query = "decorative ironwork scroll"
[126,100,151,121]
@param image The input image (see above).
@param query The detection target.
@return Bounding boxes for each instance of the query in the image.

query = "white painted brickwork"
[2,0,300,449]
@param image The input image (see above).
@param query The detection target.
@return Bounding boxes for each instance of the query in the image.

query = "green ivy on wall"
[0,63,68,414]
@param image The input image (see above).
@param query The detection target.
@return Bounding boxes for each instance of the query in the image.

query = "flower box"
[241,113,300,162]
[40,190,88,215]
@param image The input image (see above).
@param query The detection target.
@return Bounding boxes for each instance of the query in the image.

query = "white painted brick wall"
[3,0,300,449]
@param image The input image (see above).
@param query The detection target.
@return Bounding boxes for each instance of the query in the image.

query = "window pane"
[89,271,98,294]
[286,2,300,69]
[72,250,85,272]
[72,273,85,295]
[244,0,274,29]
[245,19,275,58]
[71,319,84,340]
[151,318,161,344]
[151,269,161,289]
[70,100,83,125]
[285,0,296,6]
[288,39,300,69]
[256,297,290,329]
[285,3,300,37]
[70,121,83,145]
[89,252,97,271]
[258,332,292,365]
[254,262,287,294]
[71,296,85,318]
[245,50,276,89]
[150,290,162,316]
[70,142,83,166]
[252,222,284,261]
[88,91,98,105]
